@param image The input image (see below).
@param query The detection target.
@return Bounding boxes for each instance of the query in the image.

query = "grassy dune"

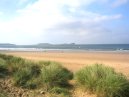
[0,53,73,97]
[75,64,129,97]
[0,53,129,97]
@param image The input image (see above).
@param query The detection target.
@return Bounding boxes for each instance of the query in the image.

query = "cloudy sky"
[0,0,129,44]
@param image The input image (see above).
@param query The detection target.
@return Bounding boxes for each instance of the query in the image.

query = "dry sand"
[4,51,129,75]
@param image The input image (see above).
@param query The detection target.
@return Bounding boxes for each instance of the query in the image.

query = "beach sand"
[4,51,129,76]
[1,51,129,97]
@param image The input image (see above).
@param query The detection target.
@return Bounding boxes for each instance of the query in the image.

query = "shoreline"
[1,49,129,53]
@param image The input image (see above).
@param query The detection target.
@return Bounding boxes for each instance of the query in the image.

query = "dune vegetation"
[75,64,129,97]
[0,53,73,97]
[0,53,129,97]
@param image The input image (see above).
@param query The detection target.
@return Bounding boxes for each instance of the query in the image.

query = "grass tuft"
[75,64,129,97]
[13,63,41,89]
[0,58,8,77]
[41,62,73,89]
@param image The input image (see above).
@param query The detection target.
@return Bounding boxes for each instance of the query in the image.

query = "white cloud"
[112,0,128,7]
[0,0,123,44]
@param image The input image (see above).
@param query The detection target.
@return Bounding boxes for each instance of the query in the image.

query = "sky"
[0,0,129,45]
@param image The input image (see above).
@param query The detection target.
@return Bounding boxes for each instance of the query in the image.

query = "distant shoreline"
[0,48,129,53]
[0,44,129,51]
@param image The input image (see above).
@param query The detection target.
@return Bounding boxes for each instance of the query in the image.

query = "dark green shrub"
[75,64,129,97]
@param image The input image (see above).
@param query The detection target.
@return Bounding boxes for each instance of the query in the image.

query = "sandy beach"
[1,51,129,97]
[3,51,129,76]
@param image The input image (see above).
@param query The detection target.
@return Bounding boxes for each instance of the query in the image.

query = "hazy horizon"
[0,0,129,45]
[1,43,129,45]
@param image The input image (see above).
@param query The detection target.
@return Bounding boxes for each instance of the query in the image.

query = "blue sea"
[0,44,129,52]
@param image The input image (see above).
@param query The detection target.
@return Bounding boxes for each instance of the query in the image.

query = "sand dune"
[5,51,129,76]
[2,51,129,97]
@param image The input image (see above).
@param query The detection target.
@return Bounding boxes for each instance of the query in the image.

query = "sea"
[0,44,129,52]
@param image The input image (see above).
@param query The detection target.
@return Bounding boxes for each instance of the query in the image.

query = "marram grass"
[0,53,73,91]
[41,62,73,88]
[75,64,129,97]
